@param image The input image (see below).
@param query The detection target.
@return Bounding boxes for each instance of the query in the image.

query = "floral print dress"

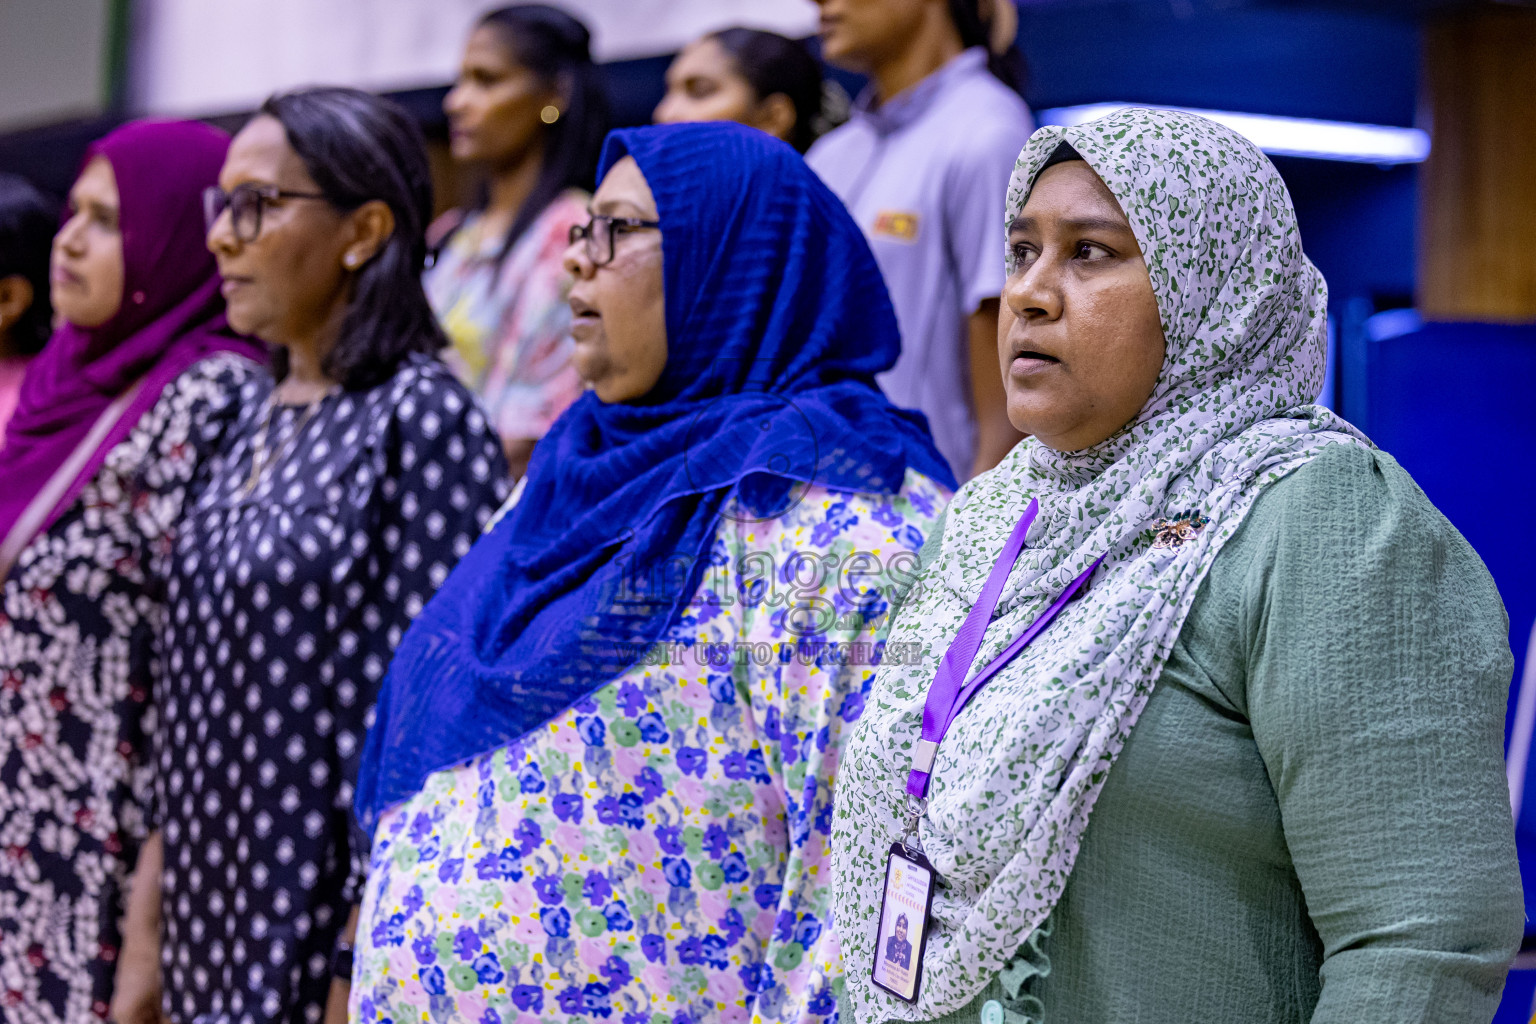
[0,354,256,1024]
[351,472,947,1024]
[426,192,588,447]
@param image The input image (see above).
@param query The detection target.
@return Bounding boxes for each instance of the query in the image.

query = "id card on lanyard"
[870,498,1103,1004]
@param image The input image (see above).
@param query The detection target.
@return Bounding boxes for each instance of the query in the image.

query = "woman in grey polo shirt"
[808,0,1033,483]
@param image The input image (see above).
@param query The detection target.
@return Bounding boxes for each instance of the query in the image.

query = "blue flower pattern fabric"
[352,475,945,1024]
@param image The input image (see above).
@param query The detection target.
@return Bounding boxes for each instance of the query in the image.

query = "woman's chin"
[570,350,607,393]
[1004,398,1059,443]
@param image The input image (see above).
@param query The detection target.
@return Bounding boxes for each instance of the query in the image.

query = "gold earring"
[540,105,561,125]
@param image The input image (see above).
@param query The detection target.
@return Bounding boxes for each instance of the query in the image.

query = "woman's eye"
[686,80,717,100]
[1075,241,1112,260]
[1009,242,1038,266]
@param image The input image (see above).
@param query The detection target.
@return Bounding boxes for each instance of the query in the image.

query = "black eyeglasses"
[203,184,329,243]
[568,213,660,267]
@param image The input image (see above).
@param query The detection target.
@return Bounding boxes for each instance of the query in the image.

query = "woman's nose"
[54,214,87,256]
[1005,258,1063,322]
[562,238,593,279]
[205,206,237,255]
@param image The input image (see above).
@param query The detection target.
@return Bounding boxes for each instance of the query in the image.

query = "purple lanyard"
[906,499,1104,800]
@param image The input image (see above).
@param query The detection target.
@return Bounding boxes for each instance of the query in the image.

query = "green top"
[874,444,1522,1024]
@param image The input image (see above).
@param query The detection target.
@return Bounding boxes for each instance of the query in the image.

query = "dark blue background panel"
[1016,2,1420,126]
[1273,156,1418,312]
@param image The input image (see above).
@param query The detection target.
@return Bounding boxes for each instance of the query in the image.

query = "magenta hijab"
[0,120,264,554]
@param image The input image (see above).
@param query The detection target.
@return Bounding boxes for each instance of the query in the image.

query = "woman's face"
[812,0,928,72]
[654,38,795,145]
[206,115,355,348]
[444,24,558,167]
[562,156,667,404]
[998,160,1166,452]
[51,156,124,329]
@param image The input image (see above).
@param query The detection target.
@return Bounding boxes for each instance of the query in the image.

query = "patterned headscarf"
[833,108,1369,1019]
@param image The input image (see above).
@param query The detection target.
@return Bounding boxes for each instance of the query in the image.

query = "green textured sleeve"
[1239,445,1522,1024]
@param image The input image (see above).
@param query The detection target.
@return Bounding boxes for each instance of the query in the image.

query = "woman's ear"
[0,274,35,328]
[342,199,396,271]
[752,93,798,146]
[980,0,1018,53]
[553,70,575,116]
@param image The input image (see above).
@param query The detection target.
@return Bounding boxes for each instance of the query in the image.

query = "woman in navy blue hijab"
[350,122,954,1023]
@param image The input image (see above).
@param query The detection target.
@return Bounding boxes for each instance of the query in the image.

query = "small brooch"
[1150,510,1211,549]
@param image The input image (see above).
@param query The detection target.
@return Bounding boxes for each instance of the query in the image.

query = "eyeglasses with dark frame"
[568,213,661,267]
[203,184,330,243]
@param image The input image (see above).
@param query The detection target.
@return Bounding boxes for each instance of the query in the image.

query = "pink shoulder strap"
[0,378,145,580]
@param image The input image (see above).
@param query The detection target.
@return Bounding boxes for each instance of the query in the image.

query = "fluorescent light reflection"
[1038,103,1430,165]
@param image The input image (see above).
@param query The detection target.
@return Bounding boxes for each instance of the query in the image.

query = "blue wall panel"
[1015,2,1421,125]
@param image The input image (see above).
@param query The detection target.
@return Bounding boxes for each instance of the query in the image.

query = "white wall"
[0,0,110,130]
[130,0,820,117]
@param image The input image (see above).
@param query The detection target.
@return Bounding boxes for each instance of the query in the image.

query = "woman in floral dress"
[351,123,957,1024]
[0,121,261,1023]
[429,5,609,478]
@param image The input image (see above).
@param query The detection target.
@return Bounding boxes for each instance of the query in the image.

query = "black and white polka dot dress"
[154,354,508,1024]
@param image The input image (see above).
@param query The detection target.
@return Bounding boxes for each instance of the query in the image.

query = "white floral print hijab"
[832,108,1370,1020]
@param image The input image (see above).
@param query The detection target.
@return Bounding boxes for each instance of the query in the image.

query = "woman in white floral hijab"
[833,108,1521,1024]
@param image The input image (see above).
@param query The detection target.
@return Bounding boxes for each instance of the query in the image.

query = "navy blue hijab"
[356,122,954,827]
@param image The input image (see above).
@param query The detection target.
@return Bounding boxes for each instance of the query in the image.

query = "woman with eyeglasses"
[111,88,509,1024]
[429,4,609,479]
[0,121,262,1024]
[348,122,956,1024]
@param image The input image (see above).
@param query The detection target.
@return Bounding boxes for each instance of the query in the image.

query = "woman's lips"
[569,298,600,339]
[1010,350,1060,376]
[50,265,83,288]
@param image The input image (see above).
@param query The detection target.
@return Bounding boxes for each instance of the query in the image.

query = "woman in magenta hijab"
[0,120,262,1024]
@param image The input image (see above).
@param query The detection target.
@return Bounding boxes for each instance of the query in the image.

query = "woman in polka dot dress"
[112,90,509,1024]
[349,123,957,1024]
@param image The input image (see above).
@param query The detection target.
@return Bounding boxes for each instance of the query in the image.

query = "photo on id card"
[871,842,936,1003]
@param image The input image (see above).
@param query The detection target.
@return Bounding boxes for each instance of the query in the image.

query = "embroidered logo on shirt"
[1149,510,1211,549]
[872,211,920,242]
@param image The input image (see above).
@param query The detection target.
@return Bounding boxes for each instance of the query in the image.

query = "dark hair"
[706,28,825,154]
[1039,140,1083,174]
[259,87,446,390]
[475,4,610,261]
[947,0,1025,94]
[0,174,55,355]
